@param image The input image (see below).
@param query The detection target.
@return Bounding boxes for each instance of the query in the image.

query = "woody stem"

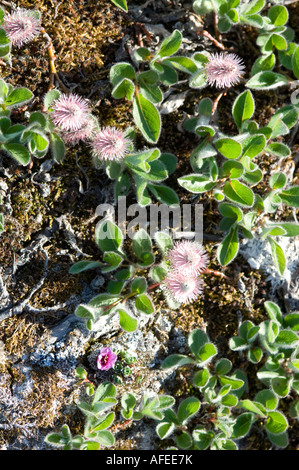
[41,28,70,95]
[203,267,229,280]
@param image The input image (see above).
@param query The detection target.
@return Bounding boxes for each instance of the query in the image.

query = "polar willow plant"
[228,300,299,448]
[0,79,65,165]
[230,301,299,397]
[110,2,299,145]
[45,90,179,206]
[69,220,180,332]
[160,329,248,449]
[106,0,299,273]
[178,92,299,273]
[193,0,299,82]
[161,315,298,450]
[45,301,298,451]
[45,381,118,450]
[190,1,299,93]
[109,28,199,144]
[99,137,179,206]
[70,220,217,332]
[45,370,176,450]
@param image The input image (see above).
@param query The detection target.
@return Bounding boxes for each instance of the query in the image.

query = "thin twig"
[196,28,226,50]
[211,91,225,117]
[203,267,230,281]
[41,28,70,95]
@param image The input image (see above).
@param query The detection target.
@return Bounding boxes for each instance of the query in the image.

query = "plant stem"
[147,282,161,291]
[101,290,138,314]
[41,28,70,94]
[203,267,229,281]
[211,91,225,117]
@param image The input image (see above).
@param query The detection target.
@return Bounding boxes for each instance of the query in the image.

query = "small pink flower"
[162,270,204,305]
[62,117,96,145]
[51,93,91,132]
[90,127,132,162]
[205,53,245,89]
[97,347,118,371]
[167,240,209,275]
[2,8,41,48]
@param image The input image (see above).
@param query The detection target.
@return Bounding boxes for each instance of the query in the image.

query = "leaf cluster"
[45,381,117,450]
[70,222,174,332]
[179,92,299,272]
[159,305,298,450]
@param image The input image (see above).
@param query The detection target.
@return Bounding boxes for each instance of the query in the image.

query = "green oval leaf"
[118,309,138,332]
[148,183,179,205]
[218,202,243,221]
[161,354,195,369]
[241,134,266,159]
[158,30,182,58]
[110,0,128,11]
[214,137,242,159]
[255,389,278,411]
[232,413,255,439]
[268,5,288,26]
[265,143,291,158]
[5,87,33,107]
[224,179,254,207]
[232,90,255,129]
[133,93,161,144]
[95,220,123,252]
[135,293,155,315]
[280,186,299,208]
[217,224,239,266]
[49,132,65,163]
[1,142,30,166]
[193,368,210,388]
[178,174,216,193]
[269,172,287,190]
[246,71,288,90]
[265,411,288,434]
[177,397,200,424]
[110,62,135,87]
[267,237,286,275]
[69,260,103,274]
[112,78,135,101]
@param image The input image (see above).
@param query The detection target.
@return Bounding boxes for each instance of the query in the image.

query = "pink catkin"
[51,93,91,132]
[62,117,96,145]
[205,53,245,89]
[167,240,209,276]
[163,270,204,305]
[90,127,132,162]
[3,9,41,48]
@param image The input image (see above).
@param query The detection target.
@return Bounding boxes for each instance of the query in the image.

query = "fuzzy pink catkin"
[51,93,91,132]
[62,117,96,145]
[205,53,245,89]
[2,8,41,48]
[163,270,204,305]
[90,127,132,162]
[97,347,118,371]
[167,240,209,275]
